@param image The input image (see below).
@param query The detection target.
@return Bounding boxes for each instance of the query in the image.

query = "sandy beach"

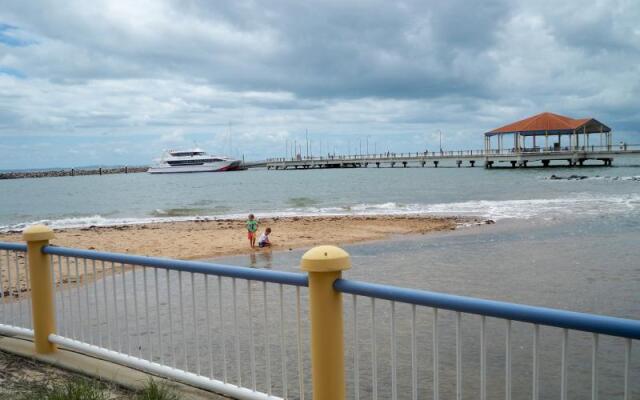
[0,215,466,294]
[1,215,463,259]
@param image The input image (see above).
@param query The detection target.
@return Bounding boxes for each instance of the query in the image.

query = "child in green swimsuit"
[246,214,258,248]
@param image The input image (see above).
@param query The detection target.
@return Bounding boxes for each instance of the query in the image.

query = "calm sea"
[2,156,640,231]
[2,158,639,398]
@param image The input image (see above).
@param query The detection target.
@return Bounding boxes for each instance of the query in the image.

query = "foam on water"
[2,193,638,232]
[545,175,640,181]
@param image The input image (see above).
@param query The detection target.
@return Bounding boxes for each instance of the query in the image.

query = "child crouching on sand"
[258,227,272,248]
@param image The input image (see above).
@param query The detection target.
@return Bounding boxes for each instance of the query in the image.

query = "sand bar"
[0,215,470,294]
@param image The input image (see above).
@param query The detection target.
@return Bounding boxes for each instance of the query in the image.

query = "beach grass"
[15,378,110,400]
[135,379,180,400]
[12,377,180,400]
[1,349,180,400]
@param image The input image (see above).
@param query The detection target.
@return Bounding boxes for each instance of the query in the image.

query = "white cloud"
[0,0,638,168]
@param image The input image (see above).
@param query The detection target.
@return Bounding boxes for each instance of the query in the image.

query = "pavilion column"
[519,134,522,151]
[518,133,522,151]
[585,126,589,148]
[545,132,548,150]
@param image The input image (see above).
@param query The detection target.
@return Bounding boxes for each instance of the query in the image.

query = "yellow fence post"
[23,224,57,354]
[301,245,351,400]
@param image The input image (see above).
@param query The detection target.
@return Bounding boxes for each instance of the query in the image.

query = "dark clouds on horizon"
[0,0,639,168]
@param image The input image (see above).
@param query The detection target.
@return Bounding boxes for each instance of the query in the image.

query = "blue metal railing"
[335,279,640,339]
[31,244,309,400]
[43,246,308,287]
[3,240,639,342]
[0,242,27,252]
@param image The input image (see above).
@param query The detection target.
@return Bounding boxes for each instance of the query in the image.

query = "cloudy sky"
[1,0,639,169]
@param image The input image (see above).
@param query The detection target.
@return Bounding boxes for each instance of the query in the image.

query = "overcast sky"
[1,0,639,168]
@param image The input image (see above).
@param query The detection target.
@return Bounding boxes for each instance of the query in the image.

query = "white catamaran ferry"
[147,149,242,174]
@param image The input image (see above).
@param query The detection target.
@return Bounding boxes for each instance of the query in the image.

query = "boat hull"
[147,160,242,174]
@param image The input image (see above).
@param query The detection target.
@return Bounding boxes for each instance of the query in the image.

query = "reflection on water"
[248,250,273,269]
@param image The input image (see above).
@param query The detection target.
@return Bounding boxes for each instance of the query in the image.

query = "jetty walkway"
[264,145,640,170]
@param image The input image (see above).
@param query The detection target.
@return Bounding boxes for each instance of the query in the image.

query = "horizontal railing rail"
[0,242,27,252]
[335,279,640,339]
[43,246,309,287]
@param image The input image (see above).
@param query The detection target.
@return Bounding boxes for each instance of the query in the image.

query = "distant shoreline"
[0,166,149,179]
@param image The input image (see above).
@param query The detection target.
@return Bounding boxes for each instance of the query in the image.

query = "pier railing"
[1,226,639,399]
[265,143,640,163]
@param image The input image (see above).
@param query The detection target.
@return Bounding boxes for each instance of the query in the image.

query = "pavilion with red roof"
[484,112,612,154]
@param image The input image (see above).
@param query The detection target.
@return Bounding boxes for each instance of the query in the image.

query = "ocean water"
[2,159,639,398]
[1,157,640,231]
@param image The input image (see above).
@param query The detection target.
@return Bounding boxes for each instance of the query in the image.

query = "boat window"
[171,151,207,157]
[166,158,224,165]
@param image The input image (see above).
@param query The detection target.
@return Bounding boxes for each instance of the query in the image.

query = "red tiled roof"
[486,112,607,135]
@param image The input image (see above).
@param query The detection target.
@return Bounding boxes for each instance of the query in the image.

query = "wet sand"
[0,215,468,293]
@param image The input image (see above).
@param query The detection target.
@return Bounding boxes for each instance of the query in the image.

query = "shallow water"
[212,217,640,399]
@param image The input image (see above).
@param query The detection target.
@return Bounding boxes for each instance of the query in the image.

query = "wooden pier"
[264,145,640,170]
[266,113,638,170]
